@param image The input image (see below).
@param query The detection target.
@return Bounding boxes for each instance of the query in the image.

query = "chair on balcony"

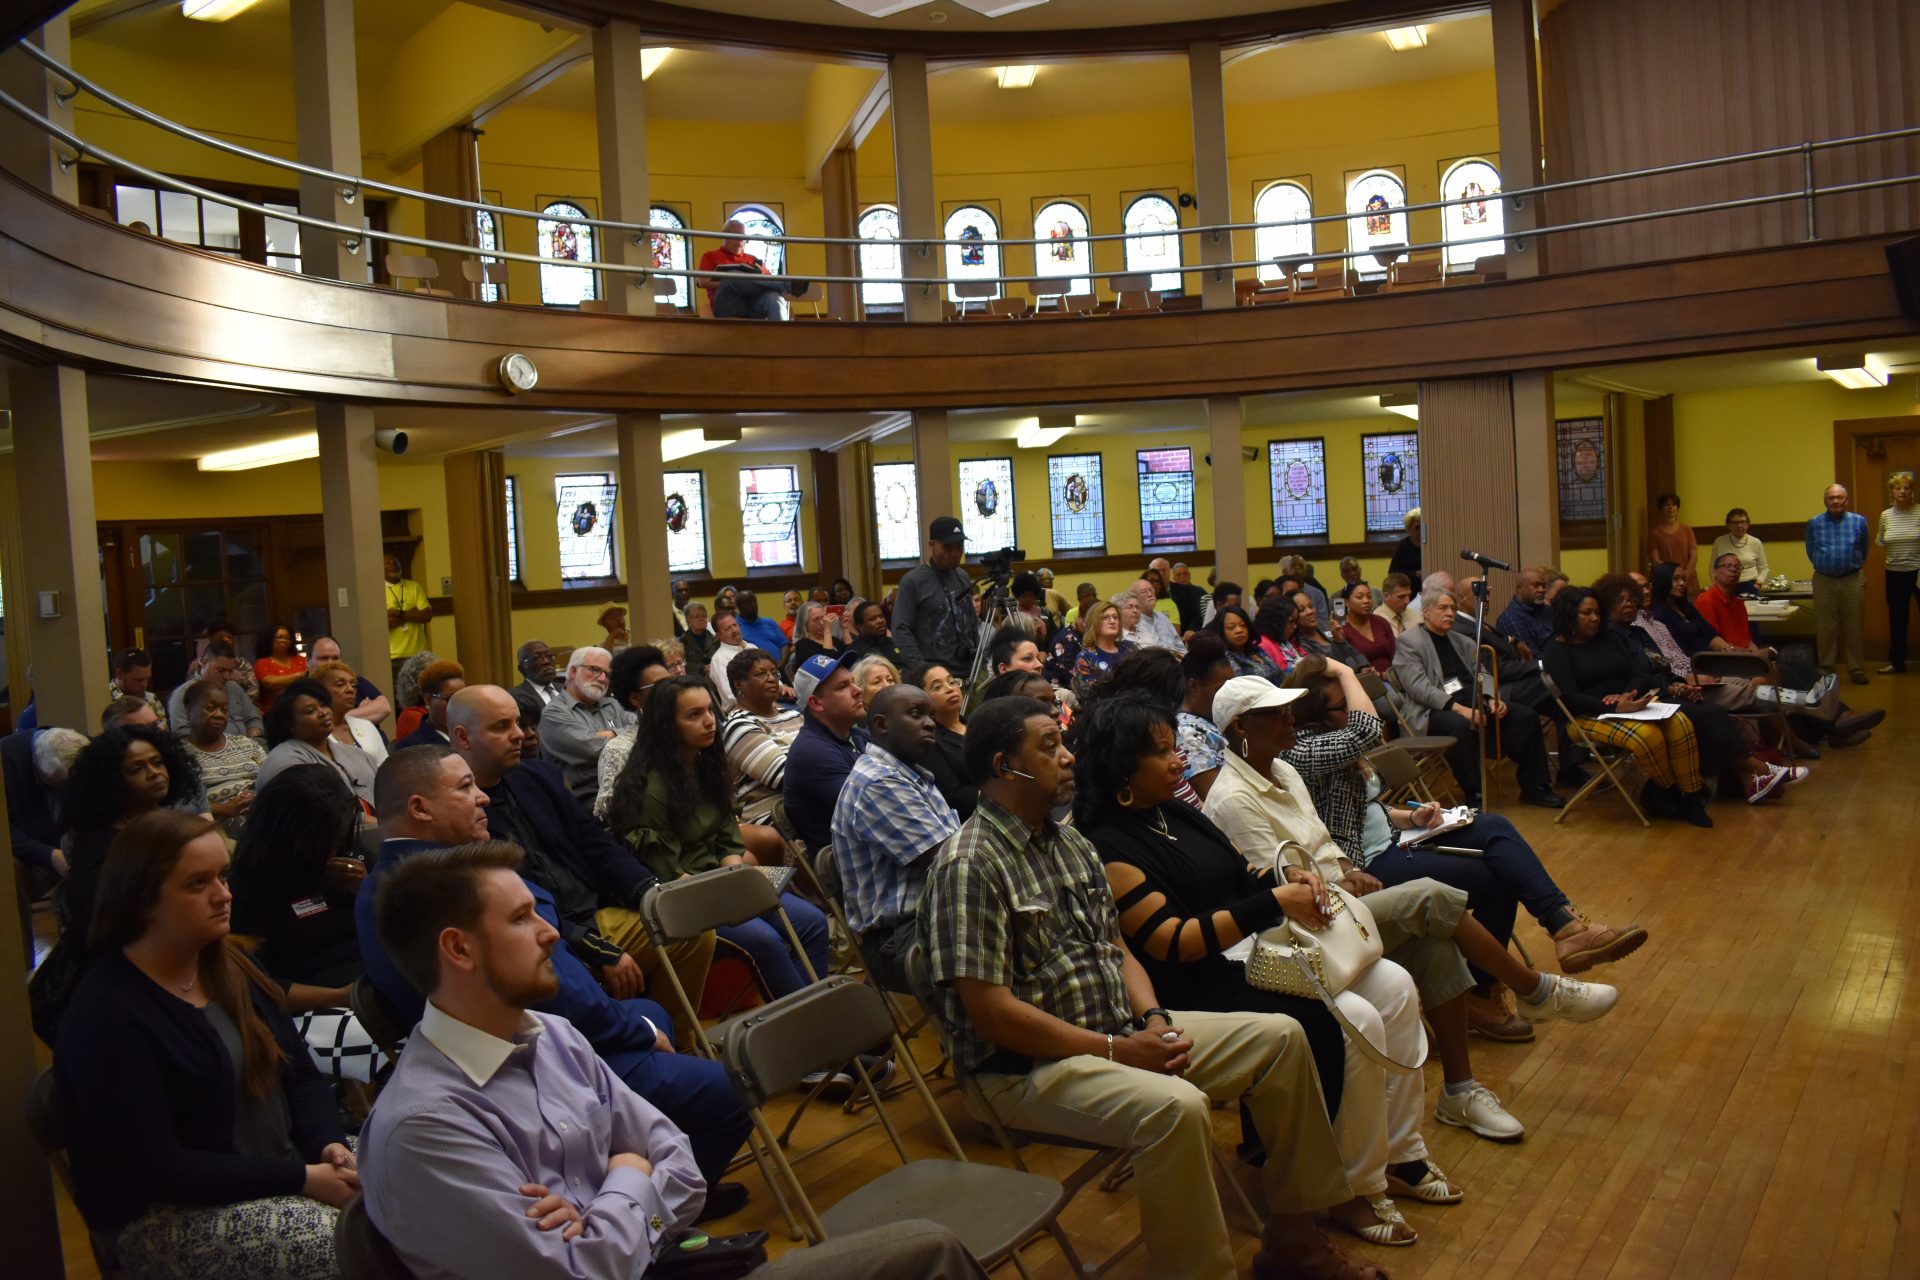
[1235,277,1287,306]
[989,294,1032,318]
[1291,261,1349,302]
[1112,289,1158,313]
[1387,255,1444,291]
[1027,277,1070,313]
[1472,252,1508,280]
[951,279,997,316]
[789,281,827,318]
[577,298,610,313]
[384,253,453,297]
[459,259,506,300]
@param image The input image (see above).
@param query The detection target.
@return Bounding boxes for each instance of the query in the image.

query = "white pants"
[1330,958,1430,1195]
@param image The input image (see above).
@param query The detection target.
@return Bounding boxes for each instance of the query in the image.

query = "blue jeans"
[717,891,830,997]
[609,1024,753,1186]
[1366,814,1573,986]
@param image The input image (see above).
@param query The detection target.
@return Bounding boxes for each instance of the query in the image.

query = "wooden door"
[1837,417,1920,653]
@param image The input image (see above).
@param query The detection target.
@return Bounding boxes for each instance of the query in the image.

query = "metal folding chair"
[335,1197,415,1280]
[1691,649,1807,754]
[1539,673,1651,827]
[29,1068,123,1276]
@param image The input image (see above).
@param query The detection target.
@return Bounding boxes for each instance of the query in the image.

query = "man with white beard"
[537,646,636,805]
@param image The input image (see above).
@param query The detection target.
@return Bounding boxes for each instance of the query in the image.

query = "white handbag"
[1244,843,1425,1074]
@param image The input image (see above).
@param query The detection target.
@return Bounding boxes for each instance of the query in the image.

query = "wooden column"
[421,125,480,298]
[810,448,847,586]
[615,413,674,643]
[593,18,654,316]
[290,0,366,282]
[0,453,29,723]
[911,409,952,533]
[822,144,862,320]
[443,449,513,686]
[0,16,76,202]
[1416,376,1525,601]
[1512,369,1560,568]
[1491,0,1545,276]
[1604,391,1642,571]
[0,779,61,1277]
[836,440,880,598]
[7,365,108,729]
[889,53,941,324]
[1207,394,1250,589]
[1187,40,1235,310]
[315,403,391,699]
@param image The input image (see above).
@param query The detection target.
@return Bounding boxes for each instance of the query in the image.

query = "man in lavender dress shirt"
[360,843,989,1280]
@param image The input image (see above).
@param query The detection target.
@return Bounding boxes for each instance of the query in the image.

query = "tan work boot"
[1552,916,1648,974]
[1465,986,1534,1042]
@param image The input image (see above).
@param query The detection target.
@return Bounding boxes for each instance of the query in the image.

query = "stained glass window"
[537,201,598,307]
[1441,159,1503,271]
[944,205,1002,303]
[663,469,709,574]
[1346,171,1408,274]
[1032,201,1092,296]
[1137,448,1196,550]
[732,204,785,274]
[504,475,521,583]
[739,466,802,569]
[958,457,1016,551]
[1047,453,1105,553]
[858,205,904,309]
[1254,182,1314,283]
[1556,418,1607,523]
[873,462,921,561]
[1361,432,1421,535]
[1267,439,1328,539]
[1123,195,1183,294]
[554,472,616,580]
[649,206,691,310]
[475,208,502,302]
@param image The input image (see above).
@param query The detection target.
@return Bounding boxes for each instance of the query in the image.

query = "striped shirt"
[1879,504,1920,573]
[1805,510,1869,578]
[721,705,804,817]
[829,742,959,935]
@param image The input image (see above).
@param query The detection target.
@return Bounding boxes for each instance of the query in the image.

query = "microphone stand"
[1468,573,1493,806]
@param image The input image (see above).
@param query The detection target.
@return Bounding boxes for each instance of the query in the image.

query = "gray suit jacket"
[1389,624,1484,735]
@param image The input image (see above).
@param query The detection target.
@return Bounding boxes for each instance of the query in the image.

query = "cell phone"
[654,1229,769,1278]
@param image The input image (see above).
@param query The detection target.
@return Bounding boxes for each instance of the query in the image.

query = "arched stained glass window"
[858,205,904,309]
[537,201,597,307]
[648,206,691,311]
[1253,181,1314,284]
[1032,200,1091,296]
[944,205,1001,303]
[1345,171,1408,274]
[1441,158,1504,271]
[1123,195,1183,294]
[732,204,785,274]
[663,469,709,574]
[958,457,1016,550]
[474,208,502,302]
[1361,431,1421,535]
[873,461,920,561]
[1048,453,1105,552]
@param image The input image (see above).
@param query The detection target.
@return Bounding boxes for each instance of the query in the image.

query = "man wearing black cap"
[893,516,980,671]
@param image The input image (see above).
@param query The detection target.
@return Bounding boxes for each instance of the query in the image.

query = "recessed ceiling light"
[197,434,320,472]
[1379,393,1420,419]
[1816,354,1890,389]
[1383,25,1429,51]
[641,48,672,79]
[1017,415,1073,448]
[182,0,264,20]
[996,65,1039,89]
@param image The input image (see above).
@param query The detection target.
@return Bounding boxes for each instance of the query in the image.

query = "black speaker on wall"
[1888,237,1920,320]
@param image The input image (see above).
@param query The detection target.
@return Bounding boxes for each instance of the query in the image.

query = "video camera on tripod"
[973,545,1026,587]
[966,545,1026,687]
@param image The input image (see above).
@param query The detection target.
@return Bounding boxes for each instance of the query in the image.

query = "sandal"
[1253,1228,1391,1280]
[1327,1195,1417,1246]
[1386,1159,1464,1204]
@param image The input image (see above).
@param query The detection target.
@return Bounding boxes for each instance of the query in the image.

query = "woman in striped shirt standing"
[1880,472,1920,674]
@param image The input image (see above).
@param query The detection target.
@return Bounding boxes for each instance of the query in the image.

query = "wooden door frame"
[1833,413,1920,649]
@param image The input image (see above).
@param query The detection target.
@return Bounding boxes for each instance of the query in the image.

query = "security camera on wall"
[1202,446,1259,466]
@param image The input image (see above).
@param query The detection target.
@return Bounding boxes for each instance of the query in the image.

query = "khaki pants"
[1364,879,1476,1008]
[1812,569,1866,674]
[974,1008,1350,1280]
[595,906,717,1043]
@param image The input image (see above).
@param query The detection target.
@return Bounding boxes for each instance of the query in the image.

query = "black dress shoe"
[695,1181,750,1223]
[1556,765,1592,789]
[1522,789,1566,809]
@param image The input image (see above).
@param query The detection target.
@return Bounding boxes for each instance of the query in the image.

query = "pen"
[1431,845,1484,856]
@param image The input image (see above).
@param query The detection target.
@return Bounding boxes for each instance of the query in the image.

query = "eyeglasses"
[578,664,610,678]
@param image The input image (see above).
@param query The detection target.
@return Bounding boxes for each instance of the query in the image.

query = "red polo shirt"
[696,246,764,296]
[1694,587,1752,648]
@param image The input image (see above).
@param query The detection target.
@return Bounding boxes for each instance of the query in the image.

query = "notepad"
[1400,805,1477,847]
[1600,700,1681,722]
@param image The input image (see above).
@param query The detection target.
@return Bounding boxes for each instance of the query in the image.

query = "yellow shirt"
[386,577,430,659]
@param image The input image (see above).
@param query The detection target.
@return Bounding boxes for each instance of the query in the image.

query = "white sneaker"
[1744,765,1788,804]
[1435,1084,1526,1142]
[1519,974,1619,1024]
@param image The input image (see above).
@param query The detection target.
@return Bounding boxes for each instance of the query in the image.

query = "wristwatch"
[1132,1008,1174,1030]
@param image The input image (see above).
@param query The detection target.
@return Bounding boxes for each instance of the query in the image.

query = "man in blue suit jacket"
[445,685,715,1010]
[353,744,750,1206]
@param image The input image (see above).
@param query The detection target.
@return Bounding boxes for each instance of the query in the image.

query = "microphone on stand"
[1460,549,1514,572]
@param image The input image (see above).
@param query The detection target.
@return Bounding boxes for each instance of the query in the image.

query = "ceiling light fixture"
[1017,413,1073,449]
[1816,353,1889,390]
[830,0,1052,18]
[1383,25,1429,51]
[1379,393,1420,419]
[197,433,320,472]
[181,0,264,21]
[641,48,672,79]
[996,65,1039,89]
[661,429,727,462]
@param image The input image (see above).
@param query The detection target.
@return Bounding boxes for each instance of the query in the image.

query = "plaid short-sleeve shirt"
[920,796,1134,1076]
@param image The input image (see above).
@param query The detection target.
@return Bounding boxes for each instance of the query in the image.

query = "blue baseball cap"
[793,650,860,708]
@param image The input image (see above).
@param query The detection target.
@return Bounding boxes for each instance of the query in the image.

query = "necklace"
[1147,807,1178,842]
[176,974,197,994]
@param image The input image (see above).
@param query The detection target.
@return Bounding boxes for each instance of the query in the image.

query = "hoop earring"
[1237,737,1250,759]
[1116,784,1136,807]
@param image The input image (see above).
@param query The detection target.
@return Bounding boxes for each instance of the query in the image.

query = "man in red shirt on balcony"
[697,219,790,320]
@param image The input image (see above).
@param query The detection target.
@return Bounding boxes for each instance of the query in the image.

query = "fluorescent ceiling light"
[1383,25,1429,51]
[182,0,264,21]
[957,0,1055,15]
[1816,354,1889,389]
[197,433,319,472]
[996,65,1039,89]
[1379,394,1419,419]
[827,0,930,16]
[661,429,726,462]
[1017,415,1073,449]
[641,48,672,79]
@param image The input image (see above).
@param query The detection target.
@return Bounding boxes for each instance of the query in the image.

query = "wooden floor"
[47,675,1919,1279]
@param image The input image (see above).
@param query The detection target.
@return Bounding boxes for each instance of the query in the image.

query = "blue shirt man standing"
[1805,482,1871,683]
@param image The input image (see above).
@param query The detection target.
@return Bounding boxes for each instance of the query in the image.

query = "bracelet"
[1105,1033,1115,1062]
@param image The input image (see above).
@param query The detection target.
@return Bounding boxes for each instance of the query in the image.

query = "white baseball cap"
[1209,675,1305,730]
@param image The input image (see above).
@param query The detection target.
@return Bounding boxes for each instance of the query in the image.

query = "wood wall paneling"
[1417,375,1522,601]
[442,450,514,687]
